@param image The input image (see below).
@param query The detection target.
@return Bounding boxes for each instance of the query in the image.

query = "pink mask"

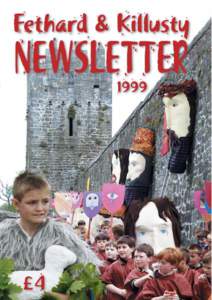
[102,183,125,214]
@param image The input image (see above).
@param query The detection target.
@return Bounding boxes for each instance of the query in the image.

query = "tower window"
[69,118,73,136]
[93,85,100,102]
[68,105,76,136]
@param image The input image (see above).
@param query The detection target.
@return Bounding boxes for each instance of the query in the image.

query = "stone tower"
[26,44,112,191]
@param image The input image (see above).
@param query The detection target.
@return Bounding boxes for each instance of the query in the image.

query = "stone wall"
[26,44,112,191]
[77,21,211,245]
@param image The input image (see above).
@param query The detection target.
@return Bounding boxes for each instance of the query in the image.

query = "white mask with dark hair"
[127,152,146,182]
[163,92,190,138]
[135,202,175,254]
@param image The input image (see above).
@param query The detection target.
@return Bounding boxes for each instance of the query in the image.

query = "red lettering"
[14,13,25,33]
[56,20,74,32]
[172,40,187,73]
[49,40,73,73]
[35,16,43,33]
[24,20,34,33]
[24,276,33,290]
[181,20,190,39]
[14,38,187,75]
[43,14,55,32]
[33,41,46,73]
[35,274,45,290]
[170,17,178,34]
[77,14,88,33]
[106,41,119,73]
[161,19,170,33]
[90,41,105,73]
[15,41,31,73]
[139,41,155,73]
[75,41,89,73]
[158,41,172,73]
[121,41,137,73]
[117,13,130,32]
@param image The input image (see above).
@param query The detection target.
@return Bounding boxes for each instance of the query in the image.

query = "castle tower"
[26,44,112,191]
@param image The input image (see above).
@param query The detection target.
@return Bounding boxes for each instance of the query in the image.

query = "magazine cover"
[0,0,211,299]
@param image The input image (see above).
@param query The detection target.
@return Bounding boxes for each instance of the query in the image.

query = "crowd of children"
[84,221,211,300]
[0,171,211,300]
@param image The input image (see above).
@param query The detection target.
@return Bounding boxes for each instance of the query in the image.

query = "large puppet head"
[159,79,196,138]
[124,128,155,206]
[159,79,197,173]
[111,149,130,184]
[135,197,181,254]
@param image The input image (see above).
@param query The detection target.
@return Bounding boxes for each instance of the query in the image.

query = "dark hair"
[158,79,197,99]
[117,235,135,248]
[135,243,154,257]
[112,149,130,184]
[112,224,124,238]
[158,79,197,137]
[197,230,209,240]
[144,197,181,246]
[100,220,110,228]
[13,171,50,201]
[188,244,202,254]
[78,220,86,226]
[124,197,181,247]
[153,197,181,247]
[95,233,110,242]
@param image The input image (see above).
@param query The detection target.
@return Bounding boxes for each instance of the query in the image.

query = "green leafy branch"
[0,259,22,300]
[52,263,105,300]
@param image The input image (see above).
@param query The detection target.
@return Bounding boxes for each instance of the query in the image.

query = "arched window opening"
[68,105,76,137]
[69,118,73,136]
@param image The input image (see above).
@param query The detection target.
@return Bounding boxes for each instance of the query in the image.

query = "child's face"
[13,188,50,226]
[189,252,201,266]
[105,246,118,260]
[203,262,211,278]
[117,243,134,260]
[101,226,109,234]
[177,259,187,272]
[96,240,108,251]
[134,251,150,269]
[78,225,86,234]
[158,260,175,275]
